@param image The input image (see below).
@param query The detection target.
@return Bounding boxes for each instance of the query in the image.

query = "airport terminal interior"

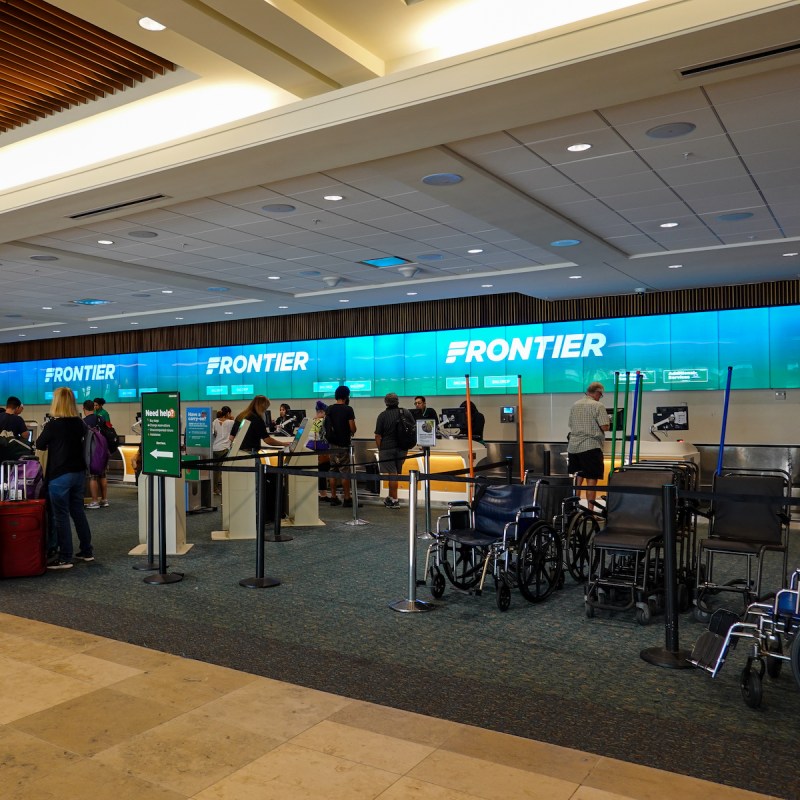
[2,1,800,799]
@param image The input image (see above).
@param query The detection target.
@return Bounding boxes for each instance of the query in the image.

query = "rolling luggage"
[0,460,47,578]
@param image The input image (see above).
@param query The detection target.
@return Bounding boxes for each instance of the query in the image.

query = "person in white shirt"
[212,406,234,495]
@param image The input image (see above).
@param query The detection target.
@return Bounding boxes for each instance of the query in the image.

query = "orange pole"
[464,374,475,482]
[517,374,524,482]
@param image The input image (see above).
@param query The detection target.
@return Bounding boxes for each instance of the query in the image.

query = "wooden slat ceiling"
[0,0,176,133]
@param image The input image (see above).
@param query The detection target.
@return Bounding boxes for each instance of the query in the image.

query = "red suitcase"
[0,499,47,577]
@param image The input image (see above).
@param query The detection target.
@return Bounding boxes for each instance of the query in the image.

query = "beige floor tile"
[197,676,353,740]
[441,725,599,784]
[0,657,98,724]
[41,652,143,687]
[193,742,399,800]
[376,777,491,800]
[3,756,189,800]
[0,631,80,666]
[0,615,102,651]
[111,657,259,712]
[329,699,463,747]
[91,706,283,796]
[291,719,435,773]
[10,687,184,756]
[84,640,181,671]
[570,788,638,800]
[0,726,82,792]
[584,758,777,800]
[408,749,579,800]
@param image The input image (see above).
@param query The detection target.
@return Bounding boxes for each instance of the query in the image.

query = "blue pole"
[715,366,734,476]
[628,371,642,464]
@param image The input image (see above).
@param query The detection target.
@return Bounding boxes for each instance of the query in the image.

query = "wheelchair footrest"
[689,630,728,673]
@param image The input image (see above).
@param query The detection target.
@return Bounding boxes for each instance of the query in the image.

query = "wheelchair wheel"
[565,510,598,582]
[441,539,485,590]
[635,603,652,626]
[740,664,763,709]
[766,636,782,679]
[496,581,512,612]
[430,567,446,599]
[516,521,561,604]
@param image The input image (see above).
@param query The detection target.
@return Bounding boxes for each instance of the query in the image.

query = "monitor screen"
[606,408,625,430]
[440,407,467,434]
[288,409,306,424]
[287,422,305,453]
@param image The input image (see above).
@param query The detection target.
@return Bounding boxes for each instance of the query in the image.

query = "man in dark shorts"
[326,385,357,507]
[567,381,610,512]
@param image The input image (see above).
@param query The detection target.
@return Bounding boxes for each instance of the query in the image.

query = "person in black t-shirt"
[0,396,28,438]
[411,395,439,425]
[326,385,356,507]
[460,400,486,441]
[231,395,281,451]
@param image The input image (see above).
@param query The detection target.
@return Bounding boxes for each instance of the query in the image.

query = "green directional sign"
[141,392,182,477]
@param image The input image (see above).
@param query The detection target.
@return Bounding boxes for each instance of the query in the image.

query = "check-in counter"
[374,438,488,504]
[603,438,701,479]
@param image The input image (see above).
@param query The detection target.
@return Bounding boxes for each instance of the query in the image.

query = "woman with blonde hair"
[231,395,283,452]
[36,387,94,569]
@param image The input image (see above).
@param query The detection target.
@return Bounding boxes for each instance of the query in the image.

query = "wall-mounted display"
[2,304,798,403]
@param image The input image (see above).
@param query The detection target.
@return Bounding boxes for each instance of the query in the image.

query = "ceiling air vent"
[680,41,800,77]
[68,194,167,220]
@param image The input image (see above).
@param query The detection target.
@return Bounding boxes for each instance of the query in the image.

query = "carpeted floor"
[1,483,798,799]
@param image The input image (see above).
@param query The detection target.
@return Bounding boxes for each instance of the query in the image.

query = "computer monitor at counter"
[440,407,467,436]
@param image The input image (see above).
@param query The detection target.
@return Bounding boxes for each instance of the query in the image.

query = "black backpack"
[394,408,417,450]
[95,419,120,454]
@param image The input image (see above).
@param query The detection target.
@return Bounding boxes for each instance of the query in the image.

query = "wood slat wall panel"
[2,279,798,364]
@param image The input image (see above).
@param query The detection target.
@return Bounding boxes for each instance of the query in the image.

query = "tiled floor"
[0,612,778,800]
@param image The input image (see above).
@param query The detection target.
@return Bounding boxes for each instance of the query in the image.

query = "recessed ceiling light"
[660,222,679,228]
[224,311,234,315]
[481,284,493,288]
[138,16,165,31]
[407,292,418,296]
[18,334,25,337]
[131,322,139,325]
[73,298,110,305]
[52,330,60,333]
[667,264,683,269]
[717,212,753,222]
[267,276,280,280]
[783,252,799,257]
[422,172,463,186]
[467,248,484,254]
[128,230,158,238]
[261,204,296,213]
[161,289,173,294]
[569,275,582,279]
[175,317,184,320]
[567,143,592,152]
[278,305,289,309]
[42,306,52,310]
[339,299,349,303]
[550,239,581,247]
[89,326,98,329]
[323,195,343,201]
[30,255,58,261]
[97,239,114,245]
[645,122,696,139]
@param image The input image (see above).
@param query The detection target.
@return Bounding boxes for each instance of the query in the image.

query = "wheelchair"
[694,468,791,621]
[523,472,599,584]
[689,568,800,708]
[425,481,561,611]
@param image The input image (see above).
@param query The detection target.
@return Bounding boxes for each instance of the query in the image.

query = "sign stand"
[144,475,183,585]
[132,474,158,571]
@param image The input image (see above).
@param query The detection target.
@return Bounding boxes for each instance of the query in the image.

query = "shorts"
[378,447,406,477]
[567,448,604,480]
[89,470,107,480]
[327,446,351,473]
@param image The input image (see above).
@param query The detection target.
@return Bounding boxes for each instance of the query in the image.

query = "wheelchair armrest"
[516,504,540,518]
[778,512,791,525]
[440,503,472,531]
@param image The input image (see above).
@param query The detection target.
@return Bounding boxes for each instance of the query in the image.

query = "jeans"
[47,471,93,559]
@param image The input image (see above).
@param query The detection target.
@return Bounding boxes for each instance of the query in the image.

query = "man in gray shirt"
[567,381,610,512]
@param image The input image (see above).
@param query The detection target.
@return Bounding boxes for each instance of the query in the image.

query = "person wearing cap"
[212,406,233,495]
[374,392,412,509]
[567,381,610,512]
[326,385,356,507]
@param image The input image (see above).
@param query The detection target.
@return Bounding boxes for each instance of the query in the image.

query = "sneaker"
[384,498,401,509]
[342,498,356,508]
[47,560,74,570]
[100,500,109,507]
[85,502,100,509]
[328,497,342,507]
[318,496,330,503]
[75,552,95,562]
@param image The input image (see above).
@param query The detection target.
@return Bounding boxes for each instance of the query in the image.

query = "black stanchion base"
[132,562,160,571]
[263,532,294,542]
[239,576,281,588]
[640,646,693,669]
[143,572,184,585]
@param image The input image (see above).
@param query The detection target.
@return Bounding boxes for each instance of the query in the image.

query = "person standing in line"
[567,381,610,513]
[374,392,411,509]
[411,395,439,425]
[309,400,331,502]
[93,397,110,424]
[212,406,234,495]
[326,385,356,507]
[36,387,94,569]
[0,396,28,437]
[81,399,109,508]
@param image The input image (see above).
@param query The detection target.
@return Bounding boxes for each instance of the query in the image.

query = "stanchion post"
[143,476,183,584]
[240,458,280,588]
[264,451,293,542]
[345,443,369,526]
[422,447,432,538]
[542,449,551,477]
[133,473,158,571]
[505,456,513,484]
[389,470,434,613]
[640,484,691,668]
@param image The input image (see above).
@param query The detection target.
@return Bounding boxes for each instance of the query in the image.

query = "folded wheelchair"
[425,481,561,611]
[689,568,800,708]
